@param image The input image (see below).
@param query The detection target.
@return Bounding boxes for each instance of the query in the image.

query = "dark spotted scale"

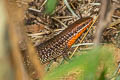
[36,17,93,64]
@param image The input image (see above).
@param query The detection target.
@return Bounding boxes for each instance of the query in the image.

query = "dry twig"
[5,1,30,80]
[94,0,115,46]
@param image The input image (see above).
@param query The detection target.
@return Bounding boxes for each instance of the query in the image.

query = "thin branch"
[94,0,115,46]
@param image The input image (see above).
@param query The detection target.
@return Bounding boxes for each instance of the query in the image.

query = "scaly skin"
[36,17,93,64]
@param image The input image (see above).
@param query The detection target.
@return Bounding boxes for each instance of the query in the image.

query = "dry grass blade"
[51,17,68,28]
[64,0,79,18]
[109,19,120,27]
[40,0,48,11]
[70,16,98,59]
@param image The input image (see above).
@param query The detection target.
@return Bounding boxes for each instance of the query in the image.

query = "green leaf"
[45,0,58,15]
[44,46,116,80]
[98,68,107,80]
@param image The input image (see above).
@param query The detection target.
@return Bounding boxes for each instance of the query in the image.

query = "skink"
[36,17,93,64]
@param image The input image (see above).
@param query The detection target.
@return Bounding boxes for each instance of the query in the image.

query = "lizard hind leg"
[59,52,70,66]
[63,52,70,61]
[45,58,59,71]
[62,47,70,61]
[60,48,71,65]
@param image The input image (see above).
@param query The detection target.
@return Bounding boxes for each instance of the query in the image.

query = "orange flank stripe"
[67,20,93,47]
